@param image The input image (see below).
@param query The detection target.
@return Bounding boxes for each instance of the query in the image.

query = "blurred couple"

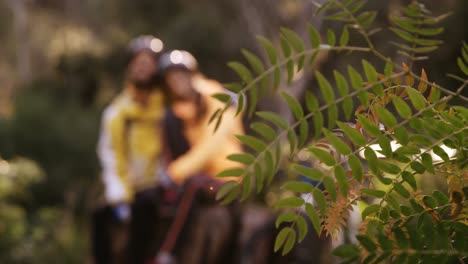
[92,36,243,264]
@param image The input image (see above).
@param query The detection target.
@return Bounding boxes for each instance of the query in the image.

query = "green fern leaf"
[255,163,263,193]
[384,60,393,77]
[281,27,305,53]
[216,181,240,201]
[228,61,253,83]
[348,66,369,106]
[357,235,377,251]
[275,197,305,209]
[256,36,278,64]
[216,168,245,178]
[362,59,384,96]
[224,82,242,93]
[326,29,336,46]
[274,227,296,255]
[325,104,337,130]
[348,0,366,15]
[340,27,349,47]
[406,87,427,110]
[361,188,385,198]
[337,121,366,147]
[332,244,360,258]
[308,147,336,166]
[374,105,397,128]
[274,66,281,90]
[241,173,252,200]
[307,24,321,48]
[432,190,449,206]
[212,93,232,103]
[312,187,327,214]
[282,92,304,119]
[323,128,351,155]
[227,153,255,165]
[305,92,324,139]
[335,166,349,196]
[251,122,277,141]
[256,111,289,129]
[357,114,382,137]
[378,136,392,158]
[316,72,335,104]
[392,95,412,119]
[361,204,380,219]
[282,181,315,193]
[348,154,363,182]
[287,129,298,154]
[457,57,468,75]
[242,49,265,75]
[292,164,324,181]
[280,36,292,58]
[324,10,349,21]
[363,147,382,178]
[334,71,353,120]
[298,119,309,148]
[393,182,410,198]
[323,176,337,201]
[236,134,267,152]
[236,93,245,116]
[296,215,309,242]
[386,194,401,213]
[265,150,275,184]
[248,86,258,116]
[305,203,321,234]
[420,153,435,174]
[276,212,297,228]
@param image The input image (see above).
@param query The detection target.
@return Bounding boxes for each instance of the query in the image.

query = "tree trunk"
[5,0,31,84]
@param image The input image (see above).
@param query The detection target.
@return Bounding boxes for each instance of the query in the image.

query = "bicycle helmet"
[128,35,164,56]
[159,50,198,76]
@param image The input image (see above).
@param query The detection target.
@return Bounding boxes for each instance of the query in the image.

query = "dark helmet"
[159,50,198,76]
[127,35,164,57]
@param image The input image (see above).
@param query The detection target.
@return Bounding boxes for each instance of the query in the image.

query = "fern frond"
[389,2,447,63]
[322,183,360,238]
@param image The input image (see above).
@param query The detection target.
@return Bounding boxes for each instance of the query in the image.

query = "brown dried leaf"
[417,69,428,93]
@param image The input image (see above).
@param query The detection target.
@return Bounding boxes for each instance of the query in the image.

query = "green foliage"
[0,157,86,264]
[215,0,468,262]
[0,80,100,262]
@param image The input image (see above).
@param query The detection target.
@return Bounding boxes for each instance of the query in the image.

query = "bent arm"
[167,104,237,182]
[97,107,133,204]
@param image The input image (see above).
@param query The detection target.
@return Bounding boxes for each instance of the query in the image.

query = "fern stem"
[330,0,375,50]
[410,72,468,102]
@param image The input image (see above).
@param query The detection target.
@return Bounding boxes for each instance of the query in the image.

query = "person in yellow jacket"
[159,50,243,183]
[154,50,244,264]
[93,35,167,264]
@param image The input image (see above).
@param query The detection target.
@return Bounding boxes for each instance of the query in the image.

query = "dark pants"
[92,206,116,264]
[129,188,162,264]
[92,206,128,264]
[92,187,165,264]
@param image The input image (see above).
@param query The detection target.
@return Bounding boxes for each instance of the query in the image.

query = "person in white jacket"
[92,35,169,264]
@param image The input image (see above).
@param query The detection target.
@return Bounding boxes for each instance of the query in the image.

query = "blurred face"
[127,50,158,89]
[164,69,193,99]
[165,69,200,122]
